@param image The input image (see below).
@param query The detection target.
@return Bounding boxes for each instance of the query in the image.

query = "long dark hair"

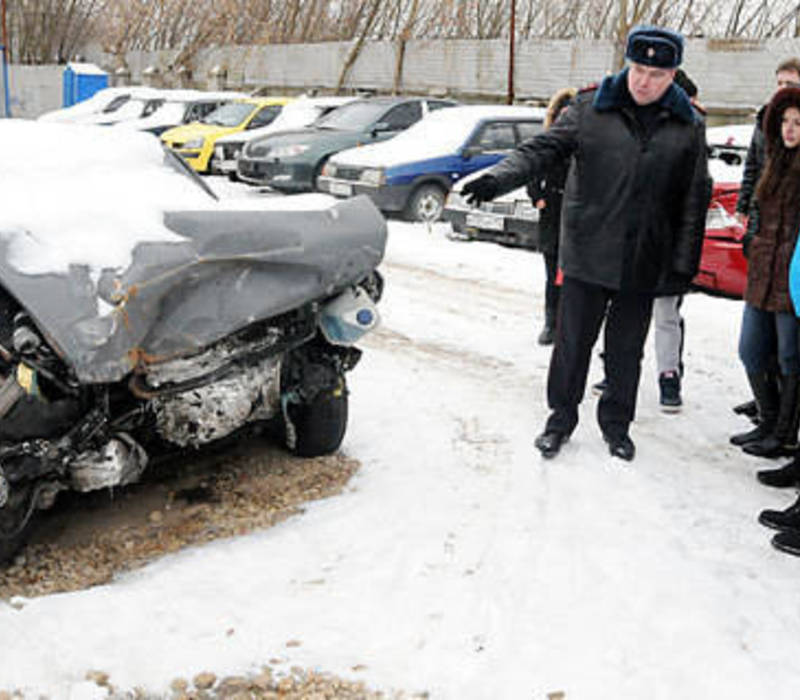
[756,89,800,202]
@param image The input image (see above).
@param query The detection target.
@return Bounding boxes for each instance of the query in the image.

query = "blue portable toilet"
[62,62,109,107]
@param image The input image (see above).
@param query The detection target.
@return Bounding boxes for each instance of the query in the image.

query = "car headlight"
[360,168,385,186]
[181,137,205,150]
[322,162,337,177]
[268,144,310,158]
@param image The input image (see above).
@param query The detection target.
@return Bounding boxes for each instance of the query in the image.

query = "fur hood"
[592,68,696,124]
[544,87,578,129]
[763,86,800,154]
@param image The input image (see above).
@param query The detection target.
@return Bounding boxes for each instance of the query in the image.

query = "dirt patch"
[0,433,360,599]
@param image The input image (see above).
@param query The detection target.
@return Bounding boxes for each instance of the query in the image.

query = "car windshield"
[202,102,256,127]
[313,101,390,131]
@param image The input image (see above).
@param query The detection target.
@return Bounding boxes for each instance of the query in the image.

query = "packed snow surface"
[1,168,798,698]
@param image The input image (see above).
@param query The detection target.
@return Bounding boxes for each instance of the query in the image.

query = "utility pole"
[1,0,9,118]
[1,0,7,61]
[507,0,516,104]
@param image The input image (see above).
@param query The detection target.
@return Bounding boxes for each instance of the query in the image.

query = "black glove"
[462,175,498,207]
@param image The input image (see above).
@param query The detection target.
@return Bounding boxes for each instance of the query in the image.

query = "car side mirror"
[371,122,393,136]
[462,146,481,159]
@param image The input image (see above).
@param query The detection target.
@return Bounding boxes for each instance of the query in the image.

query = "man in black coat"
[463,25,709,461]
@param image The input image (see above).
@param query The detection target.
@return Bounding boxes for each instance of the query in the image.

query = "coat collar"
[593,67,696,124]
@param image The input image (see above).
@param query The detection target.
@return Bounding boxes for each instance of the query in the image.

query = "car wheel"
[287,375,349,457]
[405,183,447,222]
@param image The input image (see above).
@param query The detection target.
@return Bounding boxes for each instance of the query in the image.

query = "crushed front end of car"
[0,120,387,564]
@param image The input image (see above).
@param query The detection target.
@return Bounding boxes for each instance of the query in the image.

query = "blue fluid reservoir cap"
[356,309,374,326]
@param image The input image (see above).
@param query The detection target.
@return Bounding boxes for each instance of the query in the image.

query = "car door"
[370,101,423,142]
[461,121,519,176]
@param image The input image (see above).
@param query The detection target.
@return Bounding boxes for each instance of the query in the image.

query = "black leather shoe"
[604,433,635,461]
[758,495,800,532]
[537,326,555,346]
[757,460,800,488]
[771,530,800,556]
[730,424,771,446]
[534,431,568,459]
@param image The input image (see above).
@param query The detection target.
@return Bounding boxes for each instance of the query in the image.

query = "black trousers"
[544,276,654,440]
[542,251,560,328]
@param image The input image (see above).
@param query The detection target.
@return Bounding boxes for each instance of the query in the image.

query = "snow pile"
[0,121,339,278]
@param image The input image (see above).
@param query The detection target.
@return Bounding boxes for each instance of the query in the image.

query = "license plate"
[466,212,504,231]
[329,181,352,197]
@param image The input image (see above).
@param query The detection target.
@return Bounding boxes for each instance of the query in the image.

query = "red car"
[691,124,752,299]
[692,180,747,299]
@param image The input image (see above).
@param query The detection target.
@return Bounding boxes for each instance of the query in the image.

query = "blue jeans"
[738,303,799,375]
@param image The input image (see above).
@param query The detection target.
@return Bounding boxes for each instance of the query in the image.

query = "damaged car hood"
[0,120,387,383]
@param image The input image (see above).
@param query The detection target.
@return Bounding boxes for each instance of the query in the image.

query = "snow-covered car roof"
[329,105,546,168]
[114,90,248,131]
[706,123,754,148]
[215,96,355,145]
[37,86,164,123]
[0,120,387,382]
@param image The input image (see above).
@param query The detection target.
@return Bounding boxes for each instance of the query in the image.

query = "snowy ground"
[2,179,800,698]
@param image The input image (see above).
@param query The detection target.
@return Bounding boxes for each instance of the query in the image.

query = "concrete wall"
[7,37,800,119]
[5,65,62,118]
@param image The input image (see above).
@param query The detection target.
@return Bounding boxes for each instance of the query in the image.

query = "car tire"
[405,183,447,222]
[287,375,349,457]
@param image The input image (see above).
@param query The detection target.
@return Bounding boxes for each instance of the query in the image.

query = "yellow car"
[161,96,292,173]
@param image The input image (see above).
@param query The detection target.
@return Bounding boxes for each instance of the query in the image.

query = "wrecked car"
[0,120,386,563]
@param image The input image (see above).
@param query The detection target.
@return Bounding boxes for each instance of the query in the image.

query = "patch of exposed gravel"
[0,437,359,599]
[1,663,430,698]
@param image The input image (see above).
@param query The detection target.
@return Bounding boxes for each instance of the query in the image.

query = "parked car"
[161,96,292,173]
[0,119,386,564]
[690,123,752,299]
[37,86,158,123]
[114,89,247,136]
[444,167,540,248]
[40,87,167,126]
[317,105,545,222]
[237,96,457,193]
[211,95,355,177]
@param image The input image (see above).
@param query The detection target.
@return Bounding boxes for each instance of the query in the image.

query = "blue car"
[317,105,545,222]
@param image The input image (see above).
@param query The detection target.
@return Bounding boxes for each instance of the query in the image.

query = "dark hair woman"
[733,86,800,465]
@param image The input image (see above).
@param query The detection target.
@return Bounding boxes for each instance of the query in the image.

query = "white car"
[443,166,540,249]
[211,95,355,176]
[37,86,163,124]
[113,89,248,136]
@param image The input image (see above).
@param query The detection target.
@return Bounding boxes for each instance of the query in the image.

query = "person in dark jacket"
[528,87,576,345]
[730,87,800,465]
[730,58,800,424]
[731,87,800,556]
[463,25,709,461]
